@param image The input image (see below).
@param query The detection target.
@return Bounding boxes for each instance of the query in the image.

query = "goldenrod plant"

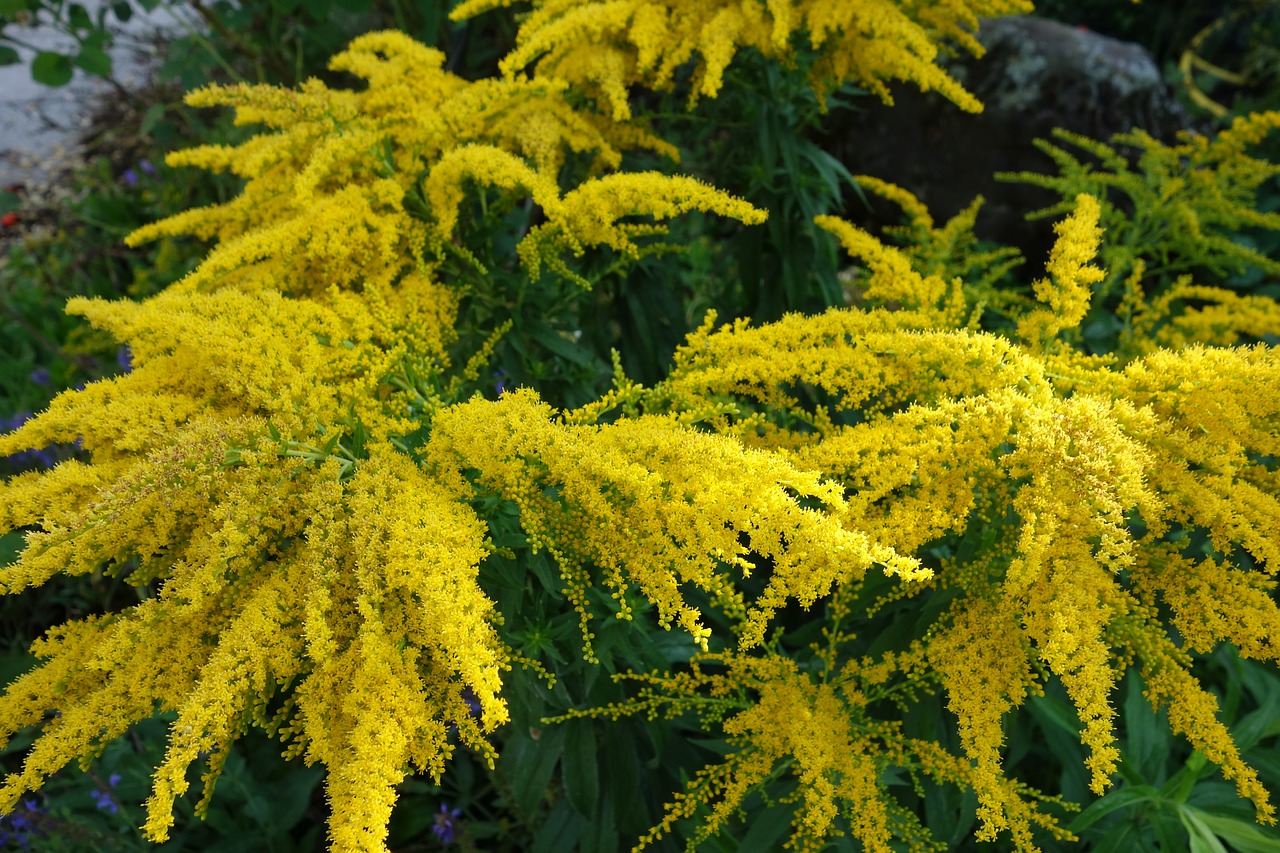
[1,6,1279,853]
[451,0,1033,118]
[998,115,1280,356]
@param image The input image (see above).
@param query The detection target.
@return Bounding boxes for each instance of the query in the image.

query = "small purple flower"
[117,344,133,373]
[0,412,60,472]
[91,789,117,814]
[432,803,463,844]
[28,367,51,387]
[91,773,122,814]
[30,448,59,469]
[462,688,481,720]
[1,411,31,433]
[492,369,509,395]
[0,798,43,848]
[123,160,156,187]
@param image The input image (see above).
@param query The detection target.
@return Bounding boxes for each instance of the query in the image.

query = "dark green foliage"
[2,2,1280,852]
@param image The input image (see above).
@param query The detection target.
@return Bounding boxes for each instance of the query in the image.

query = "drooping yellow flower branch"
[3,17,1280,853]
[0,289,511,853]
[452,0,1034,119]
[1015,193,1106,350]
[566,198,1280,847]
[426,388,923,658]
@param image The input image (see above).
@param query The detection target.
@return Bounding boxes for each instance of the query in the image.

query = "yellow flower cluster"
[426,388,921,659]
[0,31,770,852]
[999,111,1280,356]
[580,198,1279,846]
[1125,273,1280,353]
[0,284,509,850]
[123,30,763,304]
[1015,193,1106,350]
[815,193,1107,349]
[452,0,1032,119]
[519,172,768,284]
[2,17,1280,853]
[834,174,1029,320]
[562,651,1072,852]
[0,286,414,546]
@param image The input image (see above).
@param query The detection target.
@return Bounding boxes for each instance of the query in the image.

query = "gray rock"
[820,14,1204,266]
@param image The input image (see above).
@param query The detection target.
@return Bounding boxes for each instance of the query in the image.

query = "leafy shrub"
[2,2,1280,852]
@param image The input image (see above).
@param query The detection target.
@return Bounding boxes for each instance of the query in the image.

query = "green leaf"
[0,650,35,688]
[561,717,599,816]
[1153,808,1192,853]
[502,724,566,816]
[136,102,166,135]
[0,529,24,572]
[111,2,132,22]
[531,799,583,853]
[1069,784,1161,832]
[0,191,19,216]
[1028,693,1082,734]
[0,46,19,66]
[602,726,644,834]
[1162,752,1211,804]
[527,550,560,597]
[1181,806,1230,853]
[1123,671,1169,781]
[1231,694,1280,752]
[526,321,598,368]
[67,2,92,31]
[31,51,73,87]
[1184,807,1280,853]
[0,0,30,16]
[578,795,619,853]
[73,43,111,78]
[738,801,795,851]
[1087,821,1143,853]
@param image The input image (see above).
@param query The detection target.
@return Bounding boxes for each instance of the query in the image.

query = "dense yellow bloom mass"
[0,30,778,851]
[123,30,746,307]
[0,288,508,852]
[583,196,1280,846]
[1016,193,1105,349]
[453,0,1032,119]
[3,17,1280,853]
[427,388,920,657]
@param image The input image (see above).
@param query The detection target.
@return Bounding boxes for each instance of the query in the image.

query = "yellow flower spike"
[1132,627,1276,823]
[520,172,765,282]
[143,559,310,840]
[455,0,1031,114]
[929,597,1034,841]
[426,389,917,657]
[852,174,935,230]
[125,31,678,318]
[821,185,1027,327]
[1016,193,1105,350]
[815,214,958,323]
[423,145,565,246]
[1212,109,1280,154]
[327,29,451,88]
[1134,279,1280,352]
